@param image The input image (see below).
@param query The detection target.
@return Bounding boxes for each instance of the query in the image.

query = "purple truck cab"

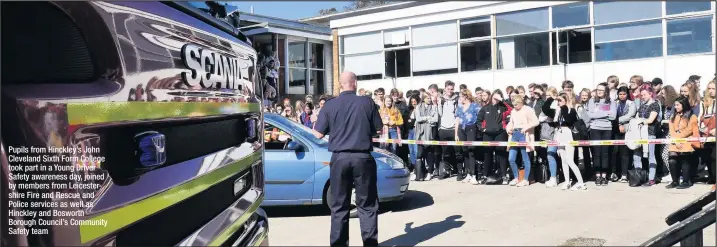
[1,2,268,246]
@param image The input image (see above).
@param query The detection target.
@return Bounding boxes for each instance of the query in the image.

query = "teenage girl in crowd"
[542,87,560,187]
[697,80,716,185]
[411,94,439,181]
[477,90,512,184]
[586,82,616,186]
[607,75,619,100]
[611,86,636,182]
[666,95,699,189]
[634,84,661,187]
[406,95,420,176]
[380,97,404,154]
[300,102,314,128]
[550,92,588,190]
[506,95,539,187]
[455,89,481,184]
[658,85,679,183]
[294,100,304,121]
[575,88,593,178]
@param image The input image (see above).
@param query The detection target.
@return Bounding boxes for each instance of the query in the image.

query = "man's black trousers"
[329,152,379,247]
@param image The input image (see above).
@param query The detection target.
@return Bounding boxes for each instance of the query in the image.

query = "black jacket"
[477,101,510,135]
[543,98,578,127]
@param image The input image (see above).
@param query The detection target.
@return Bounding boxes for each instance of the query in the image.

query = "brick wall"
[332,29,340,95]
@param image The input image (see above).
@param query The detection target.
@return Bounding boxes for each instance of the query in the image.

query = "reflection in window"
[666,1,712,15]
[496,8,549,36]
[552,3,589,28]
[593,1,661,25]
[497,33,550,69]
[384,28,410,48]
[667,17,713,55]
[552,29,592,65]
[288,41,305,67]
[310,43,324,69]
[288,68,306,94]
[460,40,491,71]
[595,21,663,61]
[309,70,325,95]
[460,17,491,39]
[385,49,411,77]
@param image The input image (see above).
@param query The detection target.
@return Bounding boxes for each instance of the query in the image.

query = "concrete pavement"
[265,179,716,246]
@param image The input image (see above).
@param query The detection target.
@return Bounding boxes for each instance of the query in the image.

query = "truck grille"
[113,170,253,246]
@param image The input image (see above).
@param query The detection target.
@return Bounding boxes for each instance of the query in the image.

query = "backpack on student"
[441,97,459,115]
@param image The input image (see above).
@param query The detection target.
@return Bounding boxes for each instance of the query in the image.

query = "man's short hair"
[561,80,574,89]
[459,84,467,90]
[689,75,701,82]
[377,87,385,94]
[651,77,663,86]
[444,80,455,88]
[528,83,536,90]
[428,84,438,90]
[541,83,549,90]
[475,87,483,92]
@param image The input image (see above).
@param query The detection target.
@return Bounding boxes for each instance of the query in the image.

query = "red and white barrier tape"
[371,137,717,147]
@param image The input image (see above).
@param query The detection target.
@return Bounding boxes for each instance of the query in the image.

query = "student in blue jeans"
[506,96,539,187]
[406,95,421,171]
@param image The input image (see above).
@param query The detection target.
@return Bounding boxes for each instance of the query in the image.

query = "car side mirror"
[286,141,301,151]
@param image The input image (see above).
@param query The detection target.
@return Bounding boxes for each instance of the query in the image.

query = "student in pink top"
[506,96,540,187]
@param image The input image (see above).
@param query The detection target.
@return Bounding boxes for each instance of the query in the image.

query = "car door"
[264,122,316,202]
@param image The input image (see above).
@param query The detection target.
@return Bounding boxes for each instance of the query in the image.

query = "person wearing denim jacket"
[611,86,636,183]
[584,83,617,186]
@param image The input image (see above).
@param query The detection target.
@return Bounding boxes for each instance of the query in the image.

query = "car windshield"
[276,117,329,147]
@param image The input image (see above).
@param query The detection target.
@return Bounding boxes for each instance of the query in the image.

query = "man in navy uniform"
[313,71,383,246]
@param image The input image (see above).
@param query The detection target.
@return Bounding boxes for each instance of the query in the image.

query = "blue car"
[262,113,409,216]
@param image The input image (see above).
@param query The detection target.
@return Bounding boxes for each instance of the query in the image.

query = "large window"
[552,2,589,28]
[552,29,592,64]
[385,49,411,77]
[667,16,713,55]
[496,8,550,69]
[287,40,306,94]
[593,1,662,25]
[309,43,326,94]
[496,8,549,36]
[286,40,328,95]
[459,16,492,72]
[461,41,491,71]
[340,32,383,80]
[595,20,663,62]
[497,33,550,69]
[666,1,712,15]
[343,53,383,80]
[411,21,457,75]
[460,17,490,39]
[384,28,410,48]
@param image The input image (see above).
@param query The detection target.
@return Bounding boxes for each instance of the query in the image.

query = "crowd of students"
[266,75,716,191]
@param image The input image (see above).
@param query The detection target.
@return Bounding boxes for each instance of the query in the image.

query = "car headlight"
[386,157,405,169]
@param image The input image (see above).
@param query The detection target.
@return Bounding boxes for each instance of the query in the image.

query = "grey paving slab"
[265,179,716,246]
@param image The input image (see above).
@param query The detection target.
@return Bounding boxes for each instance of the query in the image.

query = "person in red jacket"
[476,89,513,185]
